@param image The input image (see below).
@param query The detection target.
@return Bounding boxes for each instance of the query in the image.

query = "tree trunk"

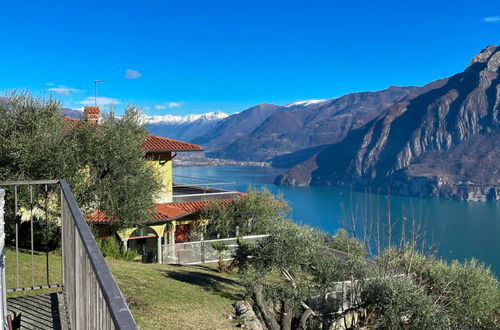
[253,285,280,330]
[298,308,314,329]
[280,298,293,330]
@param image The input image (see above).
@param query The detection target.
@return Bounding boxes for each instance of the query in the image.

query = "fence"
[173,175,236,192]
[0,189,7,329]
[0,180,137,329]
[163,234,269,265]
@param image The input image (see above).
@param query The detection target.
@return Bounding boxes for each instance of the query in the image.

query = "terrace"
[0,180,137,329]
[172,175,240,202]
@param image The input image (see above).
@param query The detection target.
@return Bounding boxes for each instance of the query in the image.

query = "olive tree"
[0,92,160,232]
[235,218,373,329]
[202,187,289,238]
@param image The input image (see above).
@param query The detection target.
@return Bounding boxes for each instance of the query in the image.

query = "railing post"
[0,189,7,329]
[200,232,205,264]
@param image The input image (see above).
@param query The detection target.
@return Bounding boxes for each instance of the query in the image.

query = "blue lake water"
[174,166,500,275]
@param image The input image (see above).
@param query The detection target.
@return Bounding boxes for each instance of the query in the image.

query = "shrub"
[361,276,444,329]
[202,187,289,239]
[211,241,230,272]
[324,228,365,256]
[97,237,136,261]
[376,249,500,328]
[417,258,500,328]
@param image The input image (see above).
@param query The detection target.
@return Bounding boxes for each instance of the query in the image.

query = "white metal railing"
[163,234,269,265]
[173,175,236,192]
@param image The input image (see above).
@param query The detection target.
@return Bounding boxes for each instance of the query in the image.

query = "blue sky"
[0,0,499,115]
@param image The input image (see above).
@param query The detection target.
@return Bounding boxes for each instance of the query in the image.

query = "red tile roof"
[85,210,118,224]
[84,106,100,114]
[154,203,188,220]
[86,199,237,224]
[142,135,202,152]
[63,117,80,124]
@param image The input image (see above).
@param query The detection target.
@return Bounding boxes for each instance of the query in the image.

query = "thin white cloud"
[154,102,182,110]
[47,84,84,96]
[48,86,83,96]
[124,69,142,79]
[79,96,121,106]
[484,16,500,22]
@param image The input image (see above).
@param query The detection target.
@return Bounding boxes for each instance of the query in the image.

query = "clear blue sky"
[0,0,499,115]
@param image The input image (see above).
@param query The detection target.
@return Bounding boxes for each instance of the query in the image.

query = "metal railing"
[163,234,269,265]
[173,175,236,192]
[0,189,7,329]
[0,180,137,329]
[172,175,239,202]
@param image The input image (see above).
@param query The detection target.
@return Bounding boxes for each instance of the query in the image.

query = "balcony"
[172,175,240,203]
[0,180,137,329]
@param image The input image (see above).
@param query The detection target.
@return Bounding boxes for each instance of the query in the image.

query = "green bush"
[202,187,289,239]
[375,249,500,328]
[324,228,365,256]
[362,276,444,329]
[417,258,500,328]
[97,237,136,262]
[211,241,230,272]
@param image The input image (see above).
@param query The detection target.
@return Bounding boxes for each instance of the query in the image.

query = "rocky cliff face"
[277,46,500,201]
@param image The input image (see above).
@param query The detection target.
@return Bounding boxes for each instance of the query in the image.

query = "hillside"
[277,45,500,201]
[192,103,283,149]
[5,249,240,330]
[208,84,446,164]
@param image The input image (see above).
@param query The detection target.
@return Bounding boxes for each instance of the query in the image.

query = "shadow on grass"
[159,269,242,301]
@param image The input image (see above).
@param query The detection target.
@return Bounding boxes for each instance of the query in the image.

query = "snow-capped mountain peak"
[284,99,328,107]
[145,111,228,124]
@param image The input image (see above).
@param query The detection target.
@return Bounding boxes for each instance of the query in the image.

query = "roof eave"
[148,211,197,225]
[145,149,203,153]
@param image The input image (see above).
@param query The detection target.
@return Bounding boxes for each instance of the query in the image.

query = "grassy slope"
[108,260,241,329]
[5,249,242,329]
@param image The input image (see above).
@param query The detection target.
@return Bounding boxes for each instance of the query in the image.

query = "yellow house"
[81,106,242,263]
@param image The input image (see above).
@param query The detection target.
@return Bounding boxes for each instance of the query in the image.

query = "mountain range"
[206,84,448,165]
[59,45,499,200]
[277,45,500,201]
[145,112,228,141]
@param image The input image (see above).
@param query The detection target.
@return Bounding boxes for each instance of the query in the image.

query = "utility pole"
[93,80,105,106]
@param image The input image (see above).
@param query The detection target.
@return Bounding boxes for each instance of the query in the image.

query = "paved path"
[7,292,69,329]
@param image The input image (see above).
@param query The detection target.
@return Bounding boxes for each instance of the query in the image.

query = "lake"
[174,166,500,275]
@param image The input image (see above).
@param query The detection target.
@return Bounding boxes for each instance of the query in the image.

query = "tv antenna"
[93,80,105,106]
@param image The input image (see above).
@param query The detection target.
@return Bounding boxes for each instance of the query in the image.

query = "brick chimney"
[83,106,99,125]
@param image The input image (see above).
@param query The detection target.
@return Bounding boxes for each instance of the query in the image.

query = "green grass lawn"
[5,248,242,329]
[108,260,242,329]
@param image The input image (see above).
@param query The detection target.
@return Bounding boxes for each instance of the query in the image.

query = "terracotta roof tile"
[86,198,237,224]
[84,106,100,114]
[85,210,118,224]
[63,117,80,124]
[142,135,203,152]
[154,203,188,220]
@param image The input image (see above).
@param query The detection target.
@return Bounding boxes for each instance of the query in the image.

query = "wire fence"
[163,234,269,265]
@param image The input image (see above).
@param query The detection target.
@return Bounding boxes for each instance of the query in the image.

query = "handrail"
[0,180,59,186]
[60,180,137,329]
[0,189,7,327]
[173,175,234,184]
[0,180,137,329]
